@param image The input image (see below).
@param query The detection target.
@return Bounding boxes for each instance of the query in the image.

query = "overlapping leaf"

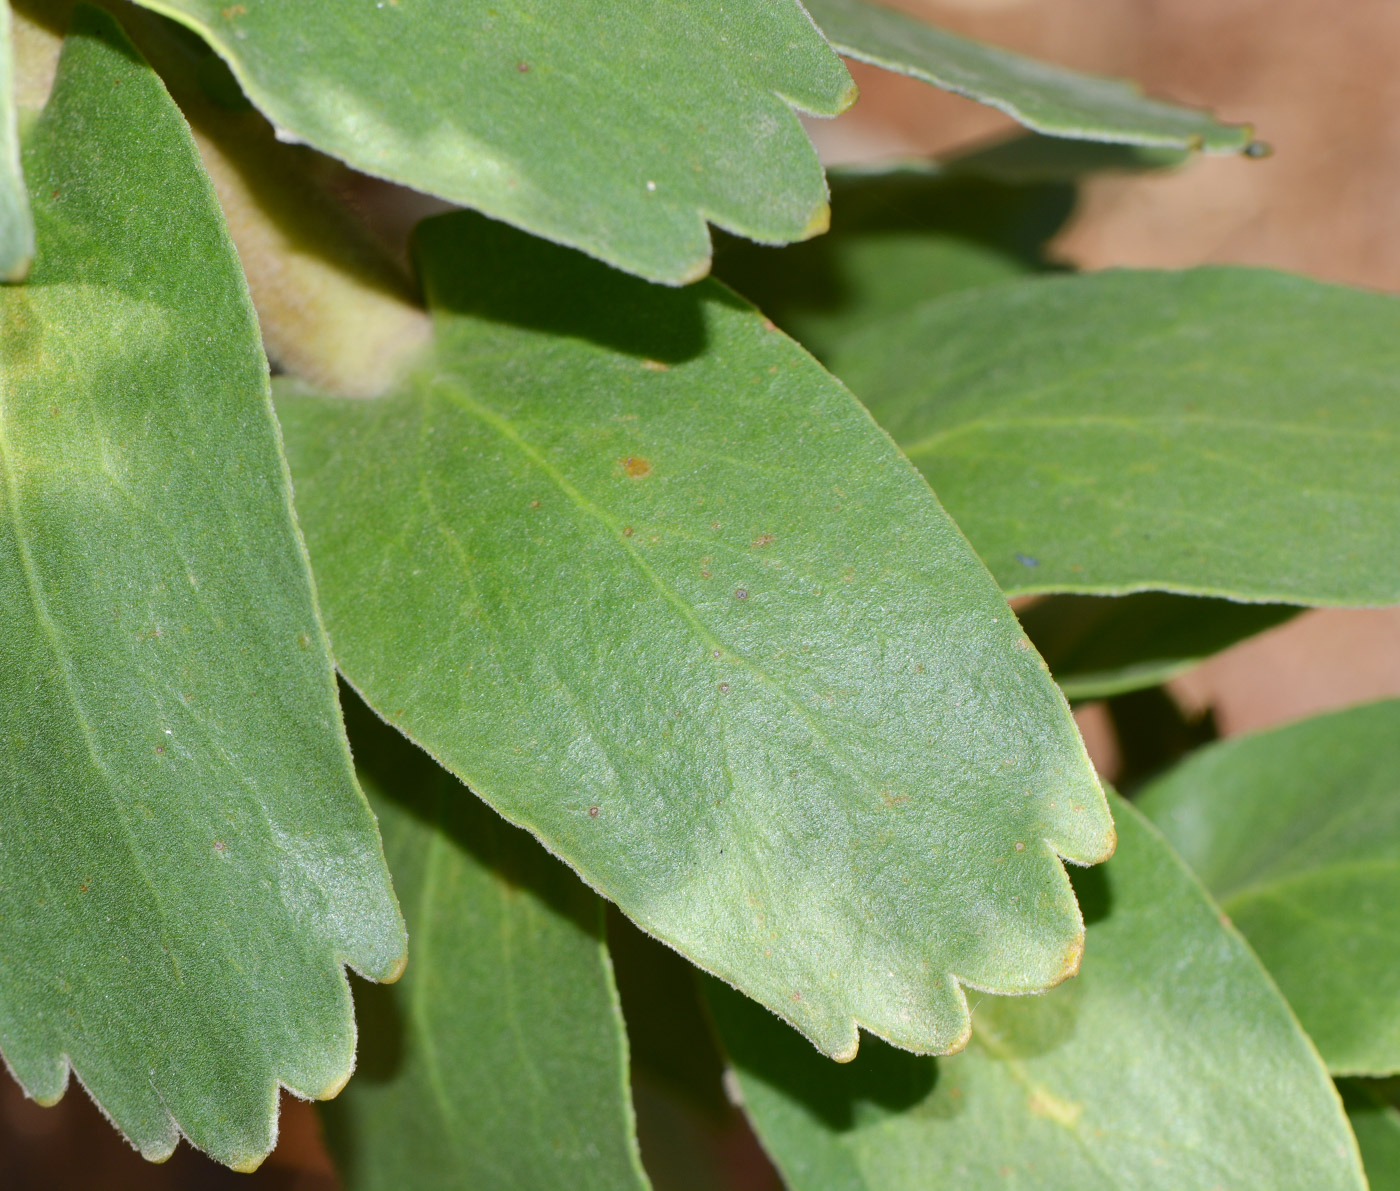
[1341,1081,1400,1191]
[804,0,1253,153]
[708,795,1366,1191]
[277,211,1114,1062]
[1140,700,1400,1075]
[0,8,403,1167]
[324,696,649,1191]
[834,268,1400,603]
[125,0,853,283]
[1021,593,1299,700]
[0,0,32,279]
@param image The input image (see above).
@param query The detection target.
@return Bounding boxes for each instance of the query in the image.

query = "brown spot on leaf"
[517,61,531,72]
[588,806,600,818]
[623,526,634,537]
[751,534,775,548]
[734,588,748,600]
[621,456,652,478]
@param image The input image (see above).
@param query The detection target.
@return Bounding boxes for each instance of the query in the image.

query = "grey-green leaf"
[837,268,1400,604]
[804,0,1253,154]
[1020,593,1299,701]
[707,794,1366,1191]
[276,212,1114,1063]
[127,0,854,284]
[1140,700,1400,1075]
[0,0,33,280]
[324,695,649,1191]
[0,7,404,1167]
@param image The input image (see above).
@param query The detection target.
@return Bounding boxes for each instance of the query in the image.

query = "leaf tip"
[799,200,831,241]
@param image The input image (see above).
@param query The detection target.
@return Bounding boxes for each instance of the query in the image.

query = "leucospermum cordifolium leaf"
[276,212,1114,1063]
[1141,701,1400,1077]
[708,795,1368,1191]
[2,0,1396,1184]
[324,696,649,1191]
[0,5,403,1169]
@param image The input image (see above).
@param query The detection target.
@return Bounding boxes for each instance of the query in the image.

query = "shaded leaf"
[1020,593,1299,700]
[0,0,31,279]
[0,8,403,1167]
[1340,1081,1400,1191]
[1140,700,1400,1075]
[277,211,1114,1063]
[708,794,1366,1191]
[127,0,854,283]
[324,693,649,1191]
[805,0,1253,154]
[836,268,1400,603]
[715,159,1074,362]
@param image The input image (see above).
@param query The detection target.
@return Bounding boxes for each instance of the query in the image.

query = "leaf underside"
[1140,700,1400,1075]
[0,8,403,1167]
[804,0,1253,154]
[277,211,1113,1062]
[834,268,1400,605]
[0,0,33,279]
[127,0,853,284]
[709,795,1367,1191]
[324,695,649,1191]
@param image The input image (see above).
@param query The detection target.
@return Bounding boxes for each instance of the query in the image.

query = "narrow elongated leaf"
[837,268,1400,604]
[805,0,1253,154]
[1020,593,1299,700]
[0,8,404,1167]
[1341,1081,1400,1191]
[324,695,649,1191]
[708,794,1366,1191]
[1140,701,1400,1075]
[126,0,853,284]
[277,212,1114,1063]
[0,0,31,280]
[715,161,1074,363]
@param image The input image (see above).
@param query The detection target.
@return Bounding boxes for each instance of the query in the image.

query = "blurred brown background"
[4,0,1398,1184]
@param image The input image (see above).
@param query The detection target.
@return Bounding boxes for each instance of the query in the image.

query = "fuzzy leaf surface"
[324,696,649,1191]
[836,268,1400,603]
[277,212,1114,1062]
[0,8,404,1167]
[1020,594,1299,700]
[1140,701,1400,1075]
[126,0,853,284]
[804,0,1252,153]
[0,0,31,279]
[708,795,1365,1191]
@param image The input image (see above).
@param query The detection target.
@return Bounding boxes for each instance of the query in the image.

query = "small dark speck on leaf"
[214,841,227,853]
[155,745,164,754]
[719,682,730,694]
[1015,552,1039,568]
[751,534,774,548]
[621,456,652,478]
[1014,841,1026,852]
[587,806,600,818]
[712,649,721,658]
[516,61,530,72]
[734,588,748,600]
[530,499,541,508]
[623,526,634,537]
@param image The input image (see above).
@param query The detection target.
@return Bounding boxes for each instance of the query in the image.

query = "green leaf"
[1139,700,1400,1075]
[715,160,1074,362]
[276,211,1114,1063]
[836,268,1400,604]
[323,694,649,1191]
[0,7,404,1167]
[707,794,1366,1191]
[1020,593,1299,701]
[0,0,33,280]
[804,0,1254,154]
[1340,1081,1400,1191]
[125,0,854,284]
